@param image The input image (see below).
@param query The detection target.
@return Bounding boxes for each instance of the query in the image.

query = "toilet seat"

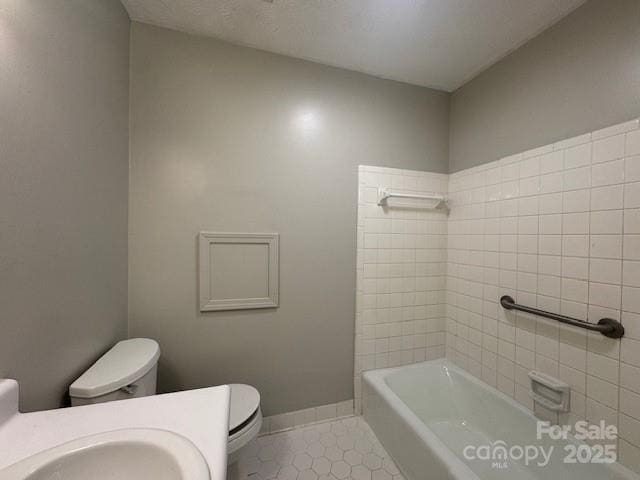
[227,384,262,459]
[228,384,260,432]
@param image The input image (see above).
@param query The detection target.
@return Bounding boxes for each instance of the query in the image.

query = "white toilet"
[69,338,262,478]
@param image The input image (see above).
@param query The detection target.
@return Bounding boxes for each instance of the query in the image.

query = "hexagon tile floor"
[236,416,405,480]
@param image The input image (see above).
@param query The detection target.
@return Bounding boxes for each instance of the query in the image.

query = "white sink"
[0,428,210,480]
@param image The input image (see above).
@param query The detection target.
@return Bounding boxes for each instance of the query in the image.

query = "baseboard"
[260,399,354,435]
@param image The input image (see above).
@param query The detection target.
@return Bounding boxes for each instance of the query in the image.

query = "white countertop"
[0,379,230,480]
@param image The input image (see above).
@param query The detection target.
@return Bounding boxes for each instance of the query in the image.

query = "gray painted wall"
[128,22,449,415]
[449,0,640,172]
[0,0,130,411]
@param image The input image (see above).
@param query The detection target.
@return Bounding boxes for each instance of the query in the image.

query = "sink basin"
[0,428,210,480]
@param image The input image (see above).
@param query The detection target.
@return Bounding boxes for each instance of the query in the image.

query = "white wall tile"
[539,193,563,214]
[625,210,640,234]
[621,338,640,367]
[621,362,640,394]
[623,287,640,315]
[619,440,640,473]
[520,157,540,178]
[562,278,589,303]
[563,167,591,191]
[587,351,619,381]
[564,143,591,169]
[563,257,589,280]
[586,375,618,409]
[539,214,562,234]
[541,172,563,194]
[624,261,640,288]
[626,156,640,183]
[590,258,622,284]
[591,185,624,211]
[621,388,640,420]
[590,235,622,259]
[588,282,621,309]
[592,159,625,187]
[627,130,640,156]
[592,134,625,164]
[563,212,589,235]
[519,176,540,196]
[624,236,640,261]
[564,189,590,212]
[619,413,640,450]
[563,235,589,257]
[540,150,564,173]
[625,183,640,209]
[590,210,623,235]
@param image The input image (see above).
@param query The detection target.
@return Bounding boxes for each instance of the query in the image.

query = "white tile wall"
[355,166,449,412]
[446,118,640,473]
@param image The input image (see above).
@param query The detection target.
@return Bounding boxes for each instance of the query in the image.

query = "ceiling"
[120,0,586,92]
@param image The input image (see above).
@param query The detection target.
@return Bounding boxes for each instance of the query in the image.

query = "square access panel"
[198,232,279,311]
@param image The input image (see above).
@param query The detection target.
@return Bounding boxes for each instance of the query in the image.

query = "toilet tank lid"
[69,338,160,399]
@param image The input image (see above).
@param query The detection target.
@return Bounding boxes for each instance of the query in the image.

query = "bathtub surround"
[354,166,449,412]
[128,22,450,416]
[446,118,640,473]
[352,118,640,475]
[449,0,640,172]
[0,0,130,411]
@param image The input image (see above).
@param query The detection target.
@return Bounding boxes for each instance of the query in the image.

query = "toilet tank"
[69,338,160,407]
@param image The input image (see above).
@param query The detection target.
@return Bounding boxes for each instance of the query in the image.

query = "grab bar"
[499,295,624,339]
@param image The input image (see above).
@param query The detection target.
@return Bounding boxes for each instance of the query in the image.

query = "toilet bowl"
[69,339,261,478]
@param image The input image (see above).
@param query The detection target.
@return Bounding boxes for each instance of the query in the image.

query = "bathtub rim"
[362,357,639,480]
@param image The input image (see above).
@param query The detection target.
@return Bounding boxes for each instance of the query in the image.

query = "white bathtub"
[362,358,638,480]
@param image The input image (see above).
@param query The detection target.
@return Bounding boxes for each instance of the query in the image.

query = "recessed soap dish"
[528,371,570,412]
